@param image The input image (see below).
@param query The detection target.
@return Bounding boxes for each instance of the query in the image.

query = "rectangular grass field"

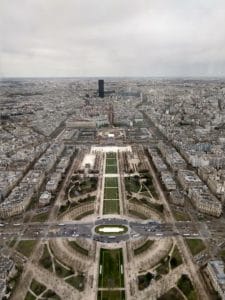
[104,177,118,188]
[105,164,118,174]
[106,158,117,165]
[103,200,120,214]
[104,187,119,199]
[97,290,125,300]
[98,248,124,288]
[185,239,205,256]
[16,240,37,257]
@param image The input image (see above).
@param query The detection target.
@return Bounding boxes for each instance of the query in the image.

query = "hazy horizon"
[1,76,225,80]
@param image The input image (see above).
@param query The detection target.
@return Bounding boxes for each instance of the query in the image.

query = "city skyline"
[1,77,225,299]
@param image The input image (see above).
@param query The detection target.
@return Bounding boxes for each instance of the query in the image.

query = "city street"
[0,217,221,242]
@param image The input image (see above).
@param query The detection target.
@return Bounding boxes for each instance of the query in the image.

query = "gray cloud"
[1,0,225,77]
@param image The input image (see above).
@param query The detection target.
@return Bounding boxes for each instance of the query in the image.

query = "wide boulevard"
[0,217,222,243]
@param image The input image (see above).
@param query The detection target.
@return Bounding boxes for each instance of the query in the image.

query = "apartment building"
[207,260,225,299]
[188,186,222,217]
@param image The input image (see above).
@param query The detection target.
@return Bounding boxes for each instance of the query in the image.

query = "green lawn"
[105,164,118,174]
[219,249,225,262]
[103,200,120,214]
[128,209,148,220]
[105,153,118,173]
[75,209,94,220]
[39,244,53,271]
[65,274,85,291]
[185,239,206,256]
[155,244,181,276]
[40,245,74,278]
[139,173,158,199]
[172,210,191,221]
[158,287,185,300]
[144,183,158,199]
[32,212,49,222]
[125,177,140,193]
[170,245,183,269]
[55,260,74,278]
[24,291,36,300]
[30,279,46,295]
[97,290,125,300]
[78,195,96,204]
[67,176,98,198]
[106,158,117,165]
[156,256,170,275]
[42,290,61,300]
[104,177,118,188]
[134,240,154,256]
[16,240,37,257]
[138,272,153,291]
[104,187,119,199]
[177,274,198,300]
[138,198,164,213]
[98,248,124,288]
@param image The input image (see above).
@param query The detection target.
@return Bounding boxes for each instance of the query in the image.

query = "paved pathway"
[138,264,187,300]
[27,262,81,300]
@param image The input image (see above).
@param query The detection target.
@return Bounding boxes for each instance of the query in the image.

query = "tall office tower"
[98,79,104,98]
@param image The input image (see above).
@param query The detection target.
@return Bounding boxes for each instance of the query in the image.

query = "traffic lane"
[93,234,129,243]
[95,218,128,226]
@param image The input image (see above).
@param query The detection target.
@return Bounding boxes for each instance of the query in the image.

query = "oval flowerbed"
[95,225,128,235]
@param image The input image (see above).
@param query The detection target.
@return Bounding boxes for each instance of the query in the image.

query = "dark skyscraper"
[98,79,104,98]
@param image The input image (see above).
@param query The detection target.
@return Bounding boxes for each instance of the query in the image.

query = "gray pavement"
[0,217,221,242]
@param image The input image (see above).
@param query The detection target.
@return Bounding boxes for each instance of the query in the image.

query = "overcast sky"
[1,0,225,77]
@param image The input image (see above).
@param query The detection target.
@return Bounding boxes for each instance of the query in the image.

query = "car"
[72,234,78,237]
[133,234,140,238]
